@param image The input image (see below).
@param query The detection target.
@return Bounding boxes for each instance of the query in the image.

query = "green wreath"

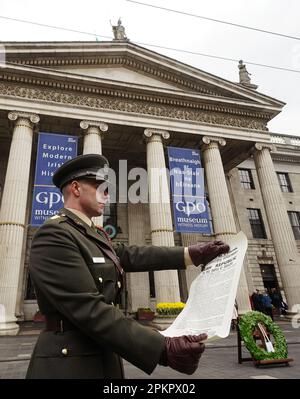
[238,311,288,360]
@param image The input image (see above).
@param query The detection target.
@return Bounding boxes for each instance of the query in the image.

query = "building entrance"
[259,264,279,291]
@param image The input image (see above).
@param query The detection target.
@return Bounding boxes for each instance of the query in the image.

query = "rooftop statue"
[238,60,251,85]
[112,18,127,41]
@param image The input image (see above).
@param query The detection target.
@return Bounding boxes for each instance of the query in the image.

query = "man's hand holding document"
[160,231,248,342]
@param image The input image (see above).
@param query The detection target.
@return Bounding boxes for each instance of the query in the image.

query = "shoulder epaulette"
[50,215,61,220]
[46,214,67,224]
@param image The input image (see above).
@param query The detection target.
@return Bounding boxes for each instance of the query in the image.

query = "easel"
[237,320,293,367]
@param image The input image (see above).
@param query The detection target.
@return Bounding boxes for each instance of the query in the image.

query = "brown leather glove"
[158,334,207,375]
[188,240,230,266]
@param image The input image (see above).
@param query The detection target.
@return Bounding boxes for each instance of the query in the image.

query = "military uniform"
[26,208,186,379]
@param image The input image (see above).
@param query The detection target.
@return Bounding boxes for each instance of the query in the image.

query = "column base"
[0,321,20,336]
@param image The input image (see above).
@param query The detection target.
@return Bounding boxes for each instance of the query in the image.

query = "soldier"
[26,153,229,379]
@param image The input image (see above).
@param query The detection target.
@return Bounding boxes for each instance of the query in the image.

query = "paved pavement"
[0,320,299,379]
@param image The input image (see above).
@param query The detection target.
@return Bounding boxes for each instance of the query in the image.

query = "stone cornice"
[271,154,300,163]
[0,81,270,131]
[4,41,285,107]
[0,66,274,118]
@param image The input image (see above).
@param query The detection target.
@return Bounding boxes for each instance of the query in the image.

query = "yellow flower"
[156,302,185,315]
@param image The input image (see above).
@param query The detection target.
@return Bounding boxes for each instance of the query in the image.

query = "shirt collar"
[65,208,92,227]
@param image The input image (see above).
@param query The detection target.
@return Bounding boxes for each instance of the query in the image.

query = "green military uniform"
[26,208,186,379]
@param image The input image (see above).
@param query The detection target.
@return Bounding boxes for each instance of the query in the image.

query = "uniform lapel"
[59,208,125,277]
[59,208,110,248]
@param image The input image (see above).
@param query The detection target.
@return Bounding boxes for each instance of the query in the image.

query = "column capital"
[202,136,226,147]
[80,120,109,133]
[254,142,276,152]
[8,111,40,124]
[144,128,170,140]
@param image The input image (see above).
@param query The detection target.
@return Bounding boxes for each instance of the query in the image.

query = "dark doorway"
[259,264,279,292]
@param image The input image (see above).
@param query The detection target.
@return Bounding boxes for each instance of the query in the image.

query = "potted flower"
[136,307,155,321]
[156,302,185,317]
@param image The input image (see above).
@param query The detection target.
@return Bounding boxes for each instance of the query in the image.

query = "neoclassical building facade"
[0,40,299,335]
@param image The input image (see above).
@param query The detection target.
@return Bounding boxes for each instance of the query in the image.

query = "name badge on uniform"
[92,257,105,263]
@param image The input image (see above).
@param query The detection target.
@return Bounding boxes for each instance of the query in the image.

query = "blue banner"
[30,133,78,226]
[167,147,212,234]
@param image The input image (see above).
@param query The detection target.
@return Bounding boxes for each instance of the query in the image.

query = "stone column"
[253,143,300,311]
[144,129,180,303]
[80,120,108,155]
[202,136,251,313]
[127,203,150,311]
[80,120,109,226]
[0,111,39,335]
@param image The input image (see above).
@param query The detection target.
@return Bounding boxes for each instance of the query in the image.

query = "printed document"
[160,231,248,341]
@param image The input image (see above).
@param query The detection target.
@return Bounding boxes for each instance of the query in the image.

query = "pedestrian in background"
[261,290,274,320]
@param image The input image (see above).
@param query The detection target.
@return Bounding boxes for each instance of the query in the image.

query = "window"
[247,208,267,239]
[238,169,255,189]
[288,211,300,239]
[277,172,293,192]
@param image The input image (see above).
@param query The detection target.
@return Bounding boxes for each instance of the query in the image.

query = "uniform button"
[98,277,103,283]
[61,348,68,356]
[117,281,121,288]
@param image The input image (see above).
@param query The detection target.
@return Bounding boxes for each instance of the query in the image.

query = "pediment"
[52,64,181,91]
[2,41,285,113]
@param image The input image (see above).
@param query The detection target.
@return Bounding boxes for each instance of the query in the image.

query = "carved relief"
[0,82,268,131]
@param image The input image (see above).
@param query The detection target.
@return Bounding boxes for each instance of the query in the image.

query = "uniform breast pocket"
[89,260,117,296]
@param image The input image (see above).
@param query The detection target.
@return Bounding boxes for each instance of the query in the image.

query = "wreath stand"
[237,318,293,367]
